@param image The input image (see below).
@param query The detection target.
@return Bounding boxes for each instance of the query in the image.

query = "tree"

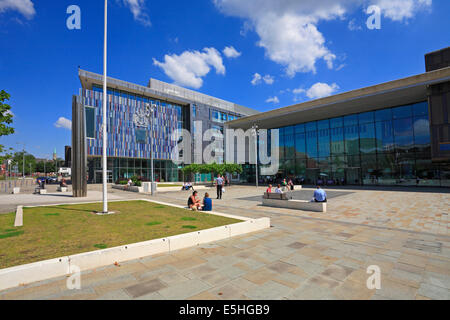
[11,151,37,175]
[0,90,14,155]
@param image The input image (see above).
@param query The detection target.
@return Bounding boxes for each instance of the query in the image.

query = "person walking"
[215,174,224,199]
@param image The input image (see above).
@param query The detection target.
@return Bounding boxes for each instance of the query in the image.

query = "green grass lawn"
[0,200,241,269]
[157,184,183,188]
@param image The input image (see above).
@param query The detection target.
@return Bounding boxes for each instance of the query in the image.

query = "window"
[375,108,392,122]
[413,101,428,117]
[358,111,374,124]
[392,105,412,119]
[295,132,306,158]
[136,129,147,144]
[376,121,394,152]
[393,117,414,153]
[85,107,95,138]
[359,122,376,154]
[306,130,318,159]
[344,124,359,155]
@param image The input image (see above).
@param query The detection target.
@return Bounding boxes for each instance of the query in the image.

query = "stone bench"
[57,186,68,192]
[35,188,47,194]
[12,187,20,194]
[112,184,143,193]
[262,197,326,212]
[263,192,291,200]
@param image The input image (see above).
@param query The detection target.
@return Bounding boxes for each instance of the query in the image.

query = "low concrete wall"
[262,198,326,213]
[158,185,210,192]
[112,184,144,193]
[0,202,270,291]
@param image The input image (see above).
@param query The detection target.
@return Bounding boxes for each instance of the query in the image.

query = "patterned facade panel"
[82,88,184,160]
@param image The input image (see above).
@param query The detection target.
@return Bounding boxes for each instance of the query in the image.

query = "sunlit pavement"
[1,185,449,300]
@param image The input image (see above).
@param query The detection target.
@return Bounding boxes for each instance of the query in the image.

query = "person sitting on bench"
[60,178,67,188]
[266,184,272,193]
[187,191,202,211]
[313,186,327,202]
[275,184,282,194]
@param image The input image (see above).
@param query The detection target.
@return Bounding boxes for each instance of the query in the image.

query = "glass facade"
[82,86,184,183]
[270,101,450,187]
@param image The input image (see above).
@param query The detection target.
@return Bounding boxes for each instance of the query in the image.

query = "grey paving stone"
[286,283,338,300]
[245,281,293,300]
[96,289,131,300]
[124,278,167,298]
[422,271,450,289]
[417,283,450,300]
[158,279,211,300]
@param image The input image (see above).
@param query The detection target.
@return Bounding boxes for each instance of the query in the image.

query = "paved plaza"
[0,185,449,300]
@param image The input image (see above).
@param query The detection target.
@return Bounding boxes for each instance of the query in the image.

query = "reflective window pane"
[392,105,412,119]
[413,101,428,117]
[295,124,305,134]
[318,128,330,157]
[330,117,343,128]
[358,111,374,124]
[285,134,295,159]
[344,125,359,155]
[394,118,414,153]
[375,108,392,122]
[376,120,394,153]
[413,116,430,153]
[344,114,358,126]
[306,131,318,159]
[331,127,344,155]
[359,122,376,154]
[305,121,317,132]
[295,133,306,158]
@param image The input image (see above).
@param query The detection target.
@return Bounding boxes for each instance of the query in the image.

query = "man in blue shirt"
[202,192,213,211]
[313,186,327,202]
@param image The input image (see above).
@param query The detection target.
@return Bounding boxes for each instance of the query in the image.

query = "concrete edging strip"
[0,200,270,292]
[14,206,23,227]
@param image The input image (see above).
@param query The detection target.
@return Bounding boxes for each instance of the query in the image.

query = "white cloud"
[251,73,274,85]
[251,73,262,85]
[373,0,432,22]
[293,82,339,100]
[213,0,432,76]
[223,46,241,58]
[348,18,362,30]
[0,0,35,19]
[263,74,274,85]
[54,117,72,130]
[153,48,225,89]
[305,82,339,99]
[266,96,280,104]
[123,0,151,26]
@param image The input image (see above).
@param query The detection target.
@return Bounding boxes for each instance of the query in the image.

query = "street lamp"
[101,0,109,214]
[16,142,25,179]
[251,124,259,188]
[145,102,156,195]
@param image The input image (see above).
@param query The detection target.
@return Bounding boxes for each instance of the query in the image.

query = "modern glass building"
[71,69,258,194]
[226,48,450,187]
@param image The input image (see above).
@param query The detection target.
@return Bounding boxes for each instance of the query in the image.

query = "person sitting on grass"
[202,192,212,211]
[313,186,327,203]
[266,184,273,193]
[187,191,202,211]
[275,184,282,193]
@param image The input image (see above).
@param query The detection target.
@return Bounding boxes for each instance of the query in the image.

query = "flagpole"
[102,0,108,213]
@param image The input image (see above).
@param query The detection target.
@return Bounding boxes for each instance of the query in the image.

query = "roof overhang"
[226,67,450,130]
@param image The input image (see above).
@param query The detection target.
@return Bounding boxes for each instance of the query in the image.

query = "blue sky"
[0,0,449,159]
